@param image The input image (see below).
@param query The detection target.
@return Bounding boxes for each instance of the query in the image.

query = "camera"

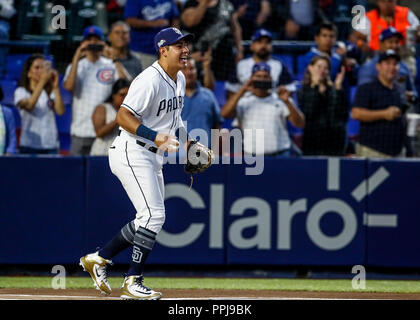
[253,80,272,90]
[86,43,104,52]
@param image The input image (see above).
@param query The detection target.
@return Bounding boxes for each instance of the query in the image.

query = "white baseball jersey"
[120,60,187,145]
[109,60,187,234]
[14,87,59,149]
[64,57,118,138]
[237,92,291,155]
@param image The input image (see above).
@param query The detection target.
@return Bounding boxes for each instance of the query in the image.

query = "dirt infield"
[1,288,420,300]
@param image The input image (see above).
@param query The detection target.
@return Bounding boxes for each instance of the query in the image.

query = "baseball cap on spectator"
[379,27,403,42]
[83,25,104,40]
[252,62,271,74]
[154,27,194,52]
[378,49,401,63]
[251,29,273,42]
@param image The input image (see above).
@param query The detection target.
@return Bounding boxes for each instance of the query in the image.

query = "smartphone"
[87,43,104,52]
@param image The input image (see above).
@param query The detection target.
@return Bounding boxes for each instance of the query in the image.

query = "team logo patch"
[158,39,166,47]
[96,68,115,84]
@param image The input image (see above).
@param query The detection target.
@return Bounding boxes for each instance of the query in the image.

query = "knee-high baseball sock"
[127,226,157,276]
[98,221,135,260]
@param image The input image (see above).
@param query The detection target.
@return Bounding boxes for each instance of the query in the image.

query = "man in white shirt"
[221,62,305,156]
[64,25,125,155]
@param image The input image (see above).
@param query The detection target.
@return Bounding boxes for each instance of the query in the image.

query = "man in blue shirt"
[300,22,342,81]
[181,57,223,148]
[352,50,407,158]
[358,27,418,113]
[124,0,180,69]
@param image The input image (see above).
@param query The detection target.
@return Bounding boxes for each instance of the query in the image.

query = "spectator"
[63,26,123,156]
[107,20,143,80]
[352,50,407,158]
[0,84,17,155]
[180,57,222,148]
[229,0,272,40]
[0,0,16,77]
[358,27,418,113]
[300,22,343,81]
[181,0,243,82]
[124,0,180,69]
[14,54,65,155]
[352,0,420,52]
[226,29,296,98]
[90,78,130,156]
[298,56,348,156]
[221,62,305,157]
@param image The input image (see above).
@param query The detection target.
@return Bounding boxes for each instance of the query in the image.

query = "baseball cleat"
[120,275,162,300]
[79,251,113,295]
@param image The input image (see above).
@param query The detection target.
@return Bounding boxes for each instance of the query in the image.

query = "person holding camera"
[14,54,65,154]
[63,25,125,155]
[221,62,304,156]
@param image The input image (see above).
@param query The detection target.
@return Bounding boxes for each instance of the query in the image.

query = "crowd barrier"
[1,156,419,267]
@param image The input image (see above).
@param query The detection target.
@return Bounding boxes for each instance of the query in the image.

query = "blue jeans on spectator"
[0,19,10,77]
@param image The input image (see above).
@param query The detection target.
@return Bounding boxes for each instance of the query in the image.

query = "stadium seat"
[55,103,72,135]
[296,54,308,81]
[67,0,109,42]
[4,54,31,81]
[213,81,227,107]
[0,79,18,106]
[15,0,62,40]
[4,54,55,81]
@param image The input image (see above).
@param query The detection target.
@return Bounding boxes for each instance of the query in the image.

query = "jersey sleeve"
[14,87,30,106]
[121,74,158,117]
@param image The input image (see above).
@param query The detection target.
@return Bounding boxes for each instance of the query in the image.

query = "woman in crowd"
[298,55,348,156]
[90,78,130,156]
[14,54,65,154]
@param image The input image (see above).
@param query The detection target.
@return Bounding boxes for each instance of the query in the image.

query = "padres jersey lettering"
[120,61,187,143]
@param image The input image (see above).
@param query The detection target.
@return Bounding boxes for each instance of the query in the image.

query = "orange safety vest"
[367,5,410,51]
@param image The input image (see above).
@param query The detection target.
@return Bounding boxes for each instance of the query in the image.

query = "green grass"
[1,277,420,293]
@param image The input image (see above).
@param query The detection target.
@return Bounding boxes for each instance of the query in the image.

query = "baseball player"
[79,27,198,300]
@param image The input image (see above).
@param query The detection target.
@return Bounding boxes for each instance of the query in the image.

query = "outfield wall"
[1,156,419,267]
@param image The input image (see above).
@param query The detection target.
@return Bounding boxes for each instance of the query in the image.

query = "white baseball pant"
[109,133,165,234]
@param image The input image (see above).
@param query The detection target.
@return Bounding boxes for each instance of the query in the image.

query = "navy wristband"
[136,124,158,142]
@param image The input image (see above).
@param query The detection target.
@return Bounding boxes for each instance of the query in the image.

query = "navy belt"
[118,130,158,154]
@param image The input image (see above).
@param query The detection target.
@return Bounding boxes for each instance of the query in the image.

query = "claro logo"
[157,160,398,251]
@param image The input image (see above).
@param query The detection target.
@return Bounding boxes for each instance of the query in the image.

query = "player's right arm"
[116,108,179,152]
[220,78,252,119]
[63,42,88,92]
